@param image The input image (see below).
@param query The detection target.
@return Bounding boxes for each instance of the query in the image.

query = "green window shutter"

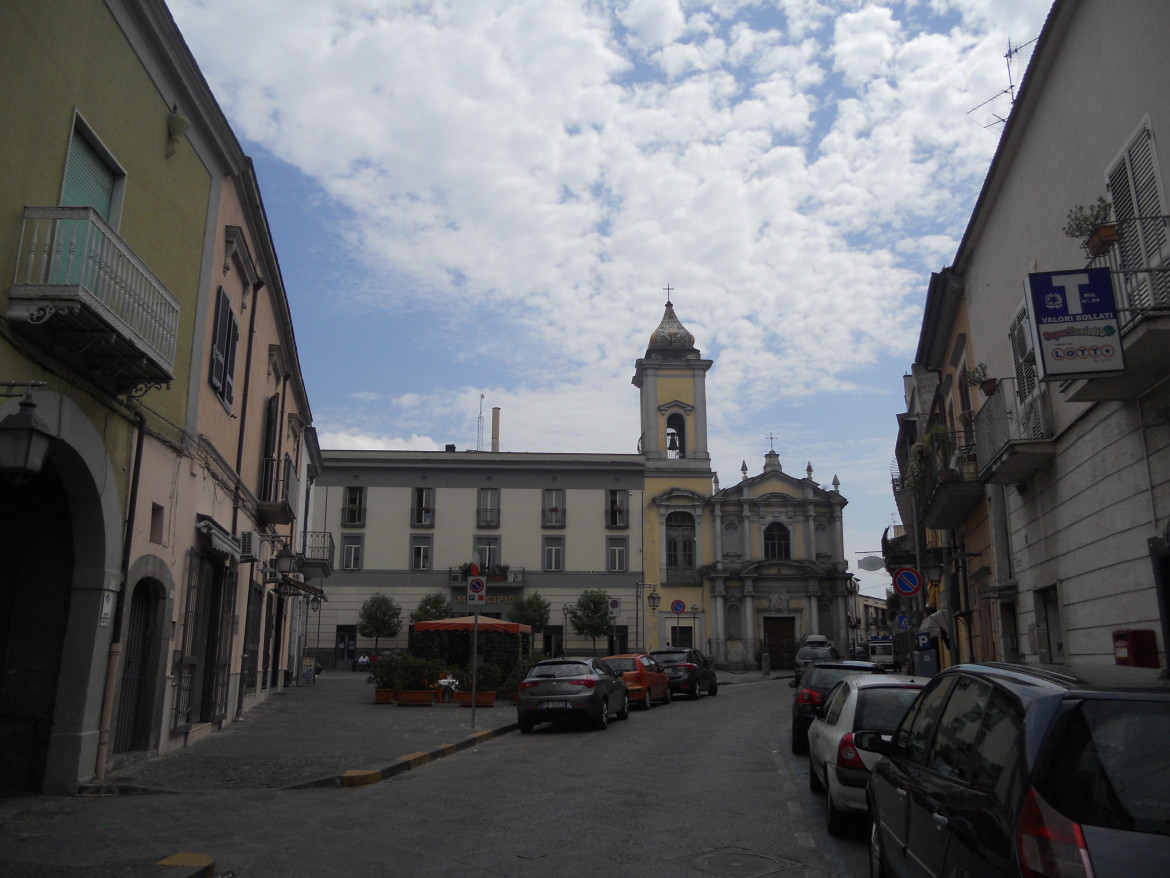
[62,128,114,221]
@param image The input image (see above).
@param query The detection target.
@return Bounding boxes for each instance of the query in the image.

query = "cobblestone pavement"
[97,671,519,792]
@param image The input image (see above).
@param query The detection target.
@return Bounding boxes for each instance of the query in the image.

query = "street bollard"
[761,654,771,677]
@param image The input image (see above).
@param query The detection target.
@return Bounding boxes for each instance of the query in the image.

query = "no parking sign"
[467,576,486,605]
[671,599,686,615]
[893,567,922,598]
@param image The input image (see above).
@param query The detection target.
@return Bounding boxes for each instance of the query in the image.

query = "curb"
[285,724,516,789]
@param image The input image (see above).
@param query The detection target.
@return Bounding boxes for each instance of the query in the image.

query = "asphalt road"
[2,671,870,877]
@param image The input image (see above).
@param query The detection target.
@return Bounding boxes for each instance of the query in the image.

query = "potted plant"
[962,362,997,397]
[499,654,539,702]
[367,652,402,703]
[488,564,510,582]
[900,442,929,494]
[925,423,957,476]
[395,654,442,705]
[1063,196,1117,257]
[457,661,502,706]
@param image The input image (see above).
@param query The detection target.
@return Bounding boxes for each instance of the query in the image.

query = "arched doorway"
[0,462,74,791]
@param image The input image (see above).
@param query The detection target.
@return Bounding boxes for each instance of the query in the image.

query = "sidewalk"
[90,670,518,794]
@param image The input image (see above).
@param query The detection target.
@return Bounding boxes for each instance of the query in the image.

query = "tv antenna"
[967,35,1038,130]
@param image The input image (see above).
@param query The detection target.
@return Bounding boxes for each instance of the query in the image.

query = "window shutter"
[222,307,239,404]
[1110,125,1170,308]
[62,128,114,220]
[209,287,227,391]
[263,394,279,457]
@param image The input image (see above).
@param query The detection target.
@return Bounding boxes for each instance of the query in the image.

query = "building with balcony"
[312,301,852,671]
[0,0,326,793]
[890,0,1170,672]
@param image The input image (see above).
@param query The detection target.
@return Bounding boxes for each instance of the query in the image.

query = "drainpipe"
[95,409,146,780]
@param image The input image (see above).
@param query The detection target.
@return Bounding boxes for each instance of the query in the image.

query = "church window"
[764,522,790,560]
[665,511,696,583]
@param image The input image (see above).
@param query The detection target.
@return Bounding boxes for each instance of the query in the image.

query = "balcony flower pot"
[1085,223,1118,258]
[980,378,998,397]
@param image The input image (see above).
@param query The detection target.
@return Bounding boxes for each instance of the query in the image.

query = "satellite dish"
[858,555,885,572]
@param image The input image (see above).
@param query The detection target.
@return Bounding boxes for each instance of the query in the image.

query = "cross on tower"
[766,432,778,451]
[663,284,673,304]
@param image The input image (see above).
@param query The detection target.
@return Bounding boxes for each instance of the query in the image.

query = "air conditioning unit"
[1010,309,1036,364]
[239,530,260,561]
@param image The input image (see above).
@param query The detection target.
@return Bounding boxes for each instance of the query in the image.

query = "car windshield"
[652,652,687,666]
[529,662,591,679]
[854,687,923,734]
[798,647,833,660]
[606,658,636,672]
[1039,699,1170,836]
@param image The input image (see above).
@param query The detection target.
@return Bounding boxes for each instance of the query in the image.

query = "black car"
[790,660,886,753]
[649,647,718,699]
[859,662,1170,877]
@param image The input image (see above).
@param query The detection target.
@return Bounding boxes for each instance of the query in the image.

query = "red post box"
[1112,629,1159,668]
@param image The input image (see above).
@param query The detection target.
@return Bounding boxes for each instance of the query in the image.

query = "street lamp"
[647,585,661,613]
[273,542,297,576]
[0,395,54,483]
[561,604,569,656]
[690,604,699,648]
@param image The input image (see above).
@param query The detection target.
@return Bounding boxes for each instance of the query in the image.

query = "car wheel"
[641,690,652,711]
[707,678,718,696]
[662,687,672,705]
[519,717,535,734]
[691,682,701,700]
[809,759,825,793]
[791,725,807,754]
[869,816,890,878]
[617,692,630,720]
[825,783,846,836]
[593,701,609,731]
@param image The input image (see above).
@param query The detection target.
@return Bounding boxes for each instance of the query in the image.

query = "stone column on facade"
[830,508,844,560]
[804,504,816,559]
[806,587,819,636]
[693,364,710,456]
[712,579,726,661]
[743,577,755,655]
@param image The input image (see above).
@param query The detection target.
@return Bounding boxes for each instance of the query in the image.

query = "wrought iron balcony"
[973,380,1055,485]
[1066,213,1170,402]
[297,530,334,578]
[7,207,180,393]
[919,430,985,531]
[258,454,298,525]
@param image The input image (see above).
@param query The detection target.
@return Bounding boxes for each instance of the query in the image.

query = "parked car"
[790,660,886,753]
[794,644,841,679]
[649,647,718,699]
[603,653,671,710]
[806,674,925,834]
[859,662,1170,877]
[516,657,629,733]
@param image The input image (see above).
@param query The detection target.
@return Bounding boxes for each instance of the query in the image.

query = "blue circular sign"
[468,577,486,594]
[671,599,686,615]
[893,567,922,597]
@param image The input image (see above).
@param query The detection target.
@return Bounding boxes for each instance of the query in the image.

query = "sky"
[169,0,1054,598]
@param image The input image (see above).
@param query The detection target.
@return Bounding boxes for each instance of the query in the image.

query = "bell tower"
[632,297,713,476]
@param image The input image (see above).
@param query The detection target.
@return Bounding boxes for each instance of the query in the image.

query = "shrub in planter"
[367,652,404,690]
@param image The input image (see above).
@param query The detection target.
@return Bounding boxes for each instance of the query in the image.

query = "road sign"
[893,567,923,598]
[467,576,486,605]
[896,613,910,631]
[671,599,686,615]
[917,631,932,650]
[858,555,885,572]
[608,598,621,618]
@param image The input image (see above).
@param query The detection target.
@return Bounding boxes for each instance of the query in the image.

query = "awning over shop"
[196,515,240,562]
[413,616,531,634]
[275,573,325,599]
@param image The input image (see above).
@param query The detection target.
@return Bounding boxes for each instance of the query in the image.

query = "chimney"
[491,407,501,452]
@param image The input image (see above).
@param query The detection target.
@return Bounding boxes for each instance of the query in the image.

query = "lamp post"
[561,604,569,657]
[691,604,699,649]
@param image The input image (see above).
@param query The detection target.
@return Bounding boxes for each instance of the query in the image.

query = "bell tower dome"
[632,297,713,474]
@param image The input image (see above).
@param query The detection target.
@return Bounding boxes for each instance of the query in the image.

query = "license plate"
[540,700,570,709]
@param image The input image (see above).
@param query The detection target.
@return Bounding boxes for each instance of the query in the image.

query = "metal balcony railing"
[298,531,335,567]
[8,207,180,387]
[259,455,298,524]
[1086,214,1170,328]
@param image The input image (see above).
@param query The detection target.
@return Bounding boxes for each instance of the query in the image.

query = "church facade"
[311,301,852,669]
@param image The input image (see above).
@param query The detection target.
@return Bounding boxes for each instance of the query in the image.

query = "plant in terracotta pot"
[458,661,503,706]
[368,651,402,703]
[1063,196,1116,257]
[395,654,443,705]
[962,362,998,397]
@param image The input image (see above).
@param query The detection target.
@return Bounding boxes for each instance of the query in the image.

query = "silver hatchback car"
[517,657,630,733]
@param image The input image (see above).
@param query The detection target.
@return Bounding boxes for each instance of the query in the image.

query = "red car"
[603,653,672,710]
